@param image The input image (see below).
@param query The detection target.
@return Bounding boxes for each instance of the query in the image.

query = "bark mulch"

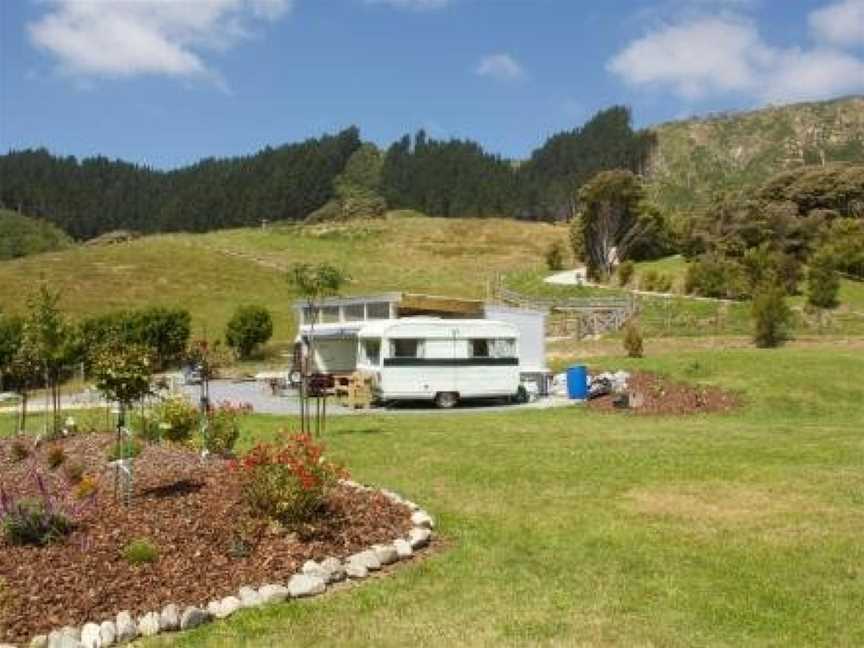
[0,434,411,644]
[587,370,738,415]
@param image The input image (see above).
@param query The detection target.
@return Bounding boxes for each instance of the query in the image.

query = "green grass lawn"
[92,344,864,647]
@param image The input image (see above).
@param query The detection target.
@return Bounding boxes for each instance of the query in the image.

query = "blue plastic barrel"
[566,365,588,400]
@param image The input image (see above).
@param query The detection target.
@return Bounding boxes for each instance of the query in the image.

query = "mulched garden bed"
[587,370,738,415]
[0,434,412,644]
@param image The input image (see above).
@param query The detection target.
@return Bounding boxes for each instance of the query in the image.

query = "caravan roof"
[357,318,518,340]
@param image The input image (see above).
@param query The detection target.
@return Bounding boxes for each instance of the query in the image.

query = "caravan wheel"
[434,392,459,409]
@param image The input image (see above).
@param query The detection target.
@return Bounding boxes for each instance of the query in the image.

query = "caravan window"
[470,338,515,358]
[469,339,490,358]
[359,339,381,366]
[491,338,516,358]
[391,338,423,358]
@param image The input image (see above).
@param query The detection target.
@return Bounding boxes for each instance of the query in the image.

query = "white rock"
[349,549,381,571]
[371,543,399,565]
[137,612,160,637]
[30,637,49,648]
[403,500,420,512]
[381,489,404,504]
[159,604,180,632]
[115,611,137,643]
[215,596,242,618]
[287,574,326,598]
[179,607,210,631]
[48,628,80,648]
[408,526,432,550]
[301,560,330,581]
[320,557,346,583]
[393,538,413,559]
[258,584,289,604]
[238,586,263,608]
[411,510,434,529]
[98,621,116,647]
[345,561,368,579]
[206,601,221,618]
[80,623,102,648]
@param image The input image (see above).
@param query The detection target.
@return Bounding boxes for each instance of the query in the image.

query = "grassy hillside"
[648,96,864,212]
[0,209,71,260]
[0,217,566,342]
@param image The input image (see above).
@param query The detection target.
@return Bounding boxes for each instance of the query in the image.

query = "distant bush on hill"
[0,210,71,260]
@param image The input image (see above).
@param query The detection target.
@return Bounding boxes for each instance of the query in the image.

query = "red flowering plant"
[232,432,348,528]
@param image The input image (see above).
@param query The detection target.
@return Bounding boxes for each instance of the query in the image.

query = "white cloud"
[809,0,864,48]
[28,0,293,87]
[608,11,864,104]
[475,53,525,81]
[365,0,449,10]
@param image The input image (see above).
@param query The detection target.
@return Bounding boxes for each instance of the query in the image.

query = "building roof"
[357,318,518,339]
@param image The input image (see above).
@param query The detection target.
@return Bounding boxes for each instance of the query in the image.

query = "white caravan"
[355,318,522,408]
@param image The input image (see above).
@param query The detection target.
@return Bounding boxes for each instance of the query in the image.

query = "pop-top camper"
[355,318,522,408]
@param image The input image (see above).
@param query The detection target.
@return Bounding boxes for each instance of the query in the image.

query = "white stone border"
[17,481,434,648]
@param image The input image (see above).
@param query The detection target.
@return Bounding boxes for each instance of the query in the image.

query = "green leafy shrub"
[685,255,749,299]
[544,241,565,271]
[204,402,251,457]
[639,270,673,293]
[623,321,644,358]
[122,538,159,565]
[617,260,635,286]
[752,283,792,348]
[807,249,840,309]
[234,433,346,528]
[46,446,66,470]
[225,305,273,360]
[152,395,198,443]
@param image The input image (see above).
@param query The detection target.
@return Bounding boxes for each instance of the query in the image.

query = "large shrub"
[235,433,346,528]
[685,255,749,299]
[617,260,635,286]
[544,241,565,271]
[225,305,273,360]
[152,395,199,443]
[639,270,673,293]
[752,284,792,348]
[807,249,840,309]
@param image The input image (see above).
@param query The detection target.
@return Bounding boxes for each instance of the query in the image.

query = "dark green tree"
[806,249,840,309]
[225,305,274,359]
[576,170,664,279]
[752,283,792,348]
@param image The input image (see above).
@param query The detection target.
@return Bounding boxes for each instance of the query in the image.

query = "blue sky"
[1,0,862,169]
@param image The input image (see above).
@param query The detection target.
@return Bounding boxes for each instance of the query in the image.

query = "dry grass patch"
[625,483,834,529]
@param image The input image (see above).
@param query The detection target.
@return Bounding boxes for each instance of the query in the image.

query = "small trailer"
[355,318,522,408]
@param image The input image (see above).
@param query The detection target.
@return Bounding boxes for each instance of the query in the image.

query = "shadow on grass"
[328,427,385,437]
